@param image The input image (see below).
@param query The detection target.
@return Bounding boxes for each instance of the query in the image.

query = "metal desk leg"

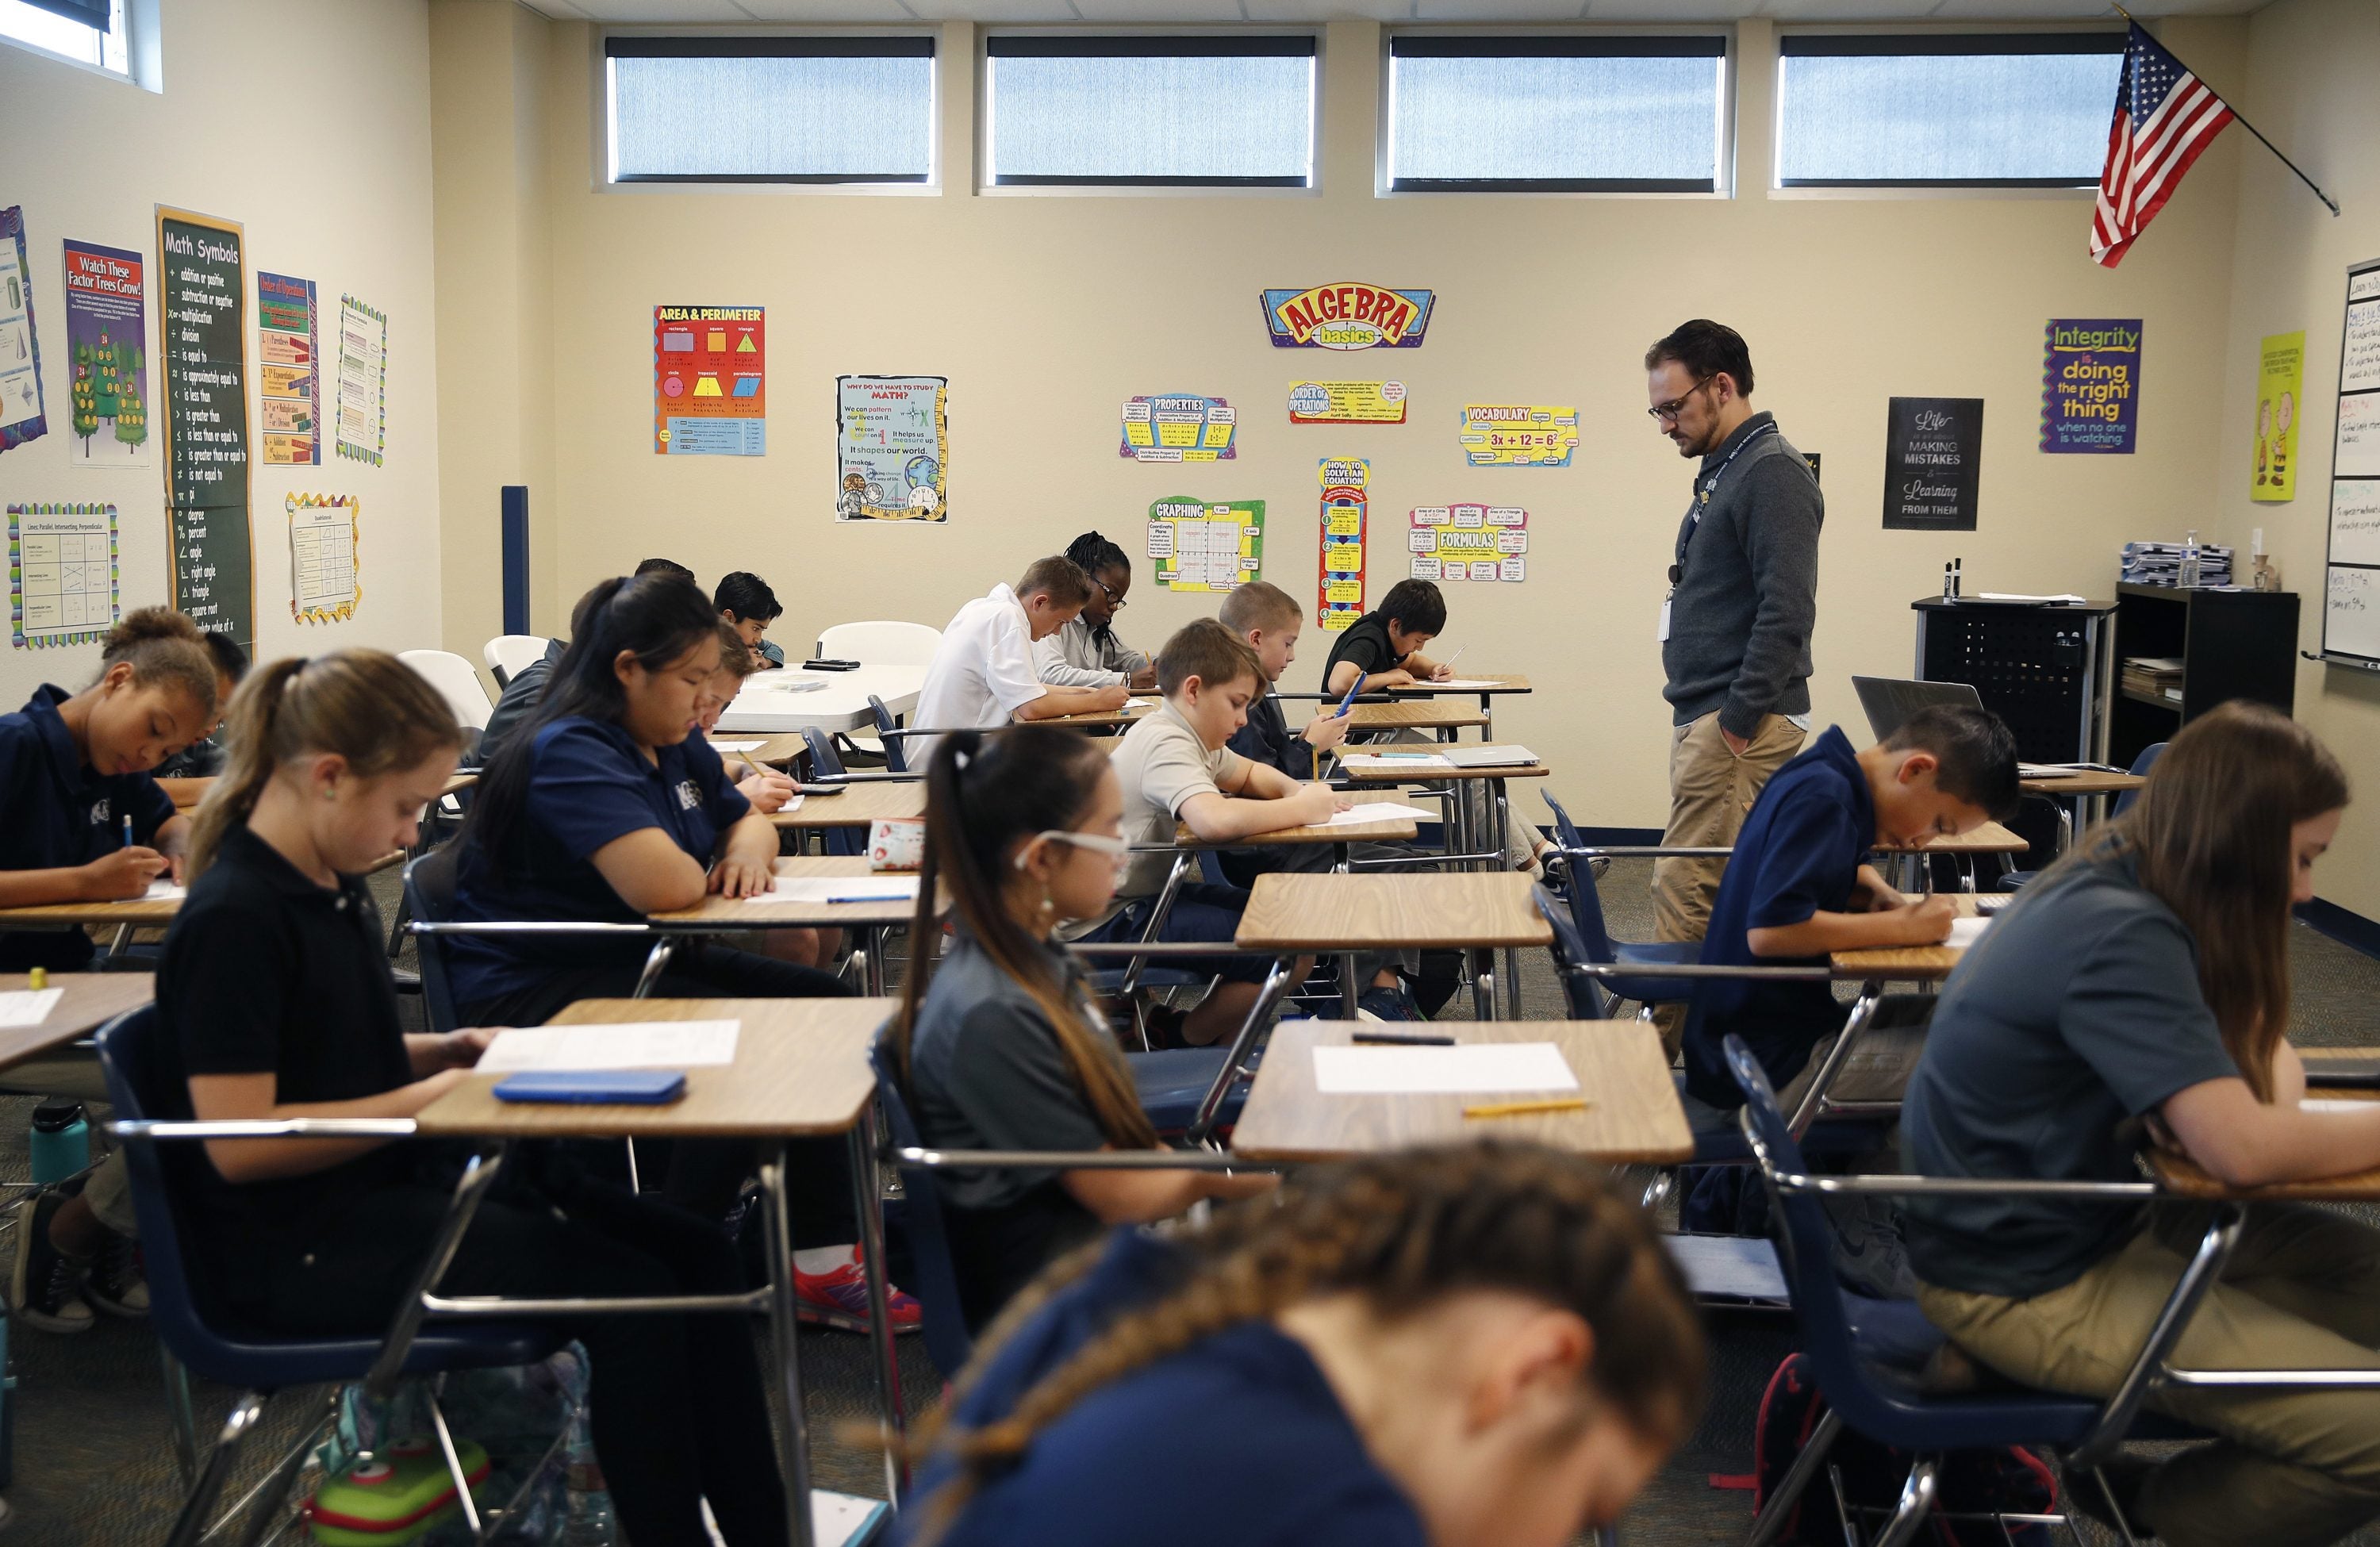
[365,1143,509,1401]
[849,1107,905,1505]
[758,1146,819,1547]
[631,939,678,999]
[862,923,888,998]
[1186,957,1292,1147]
[1493,779,1520,1021]
[1787,988,1882,1138]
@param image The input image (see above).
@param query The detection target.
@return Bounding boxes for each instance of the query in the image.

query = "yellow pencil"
[1463,1097,1590,1119]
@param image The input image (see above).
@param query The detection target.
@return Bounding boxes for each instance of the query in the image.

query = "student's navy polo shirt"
[0,685,177,971]
[1680,724,1871,1110]
[447,716,749,1009]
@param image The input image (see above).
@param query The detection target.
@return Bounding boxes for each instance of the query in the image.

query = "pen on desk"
[1350,1030,1454,1046]
[1464,1097,1590,1119]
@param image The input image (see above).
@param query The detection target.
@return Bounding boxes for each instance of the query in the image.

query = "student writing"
[912,556,1127,767]
[1319,578,1453,696]
[476,559,693,770]
[1034,531,1156,691]
[151,628,250,806]
[695,622,834,972]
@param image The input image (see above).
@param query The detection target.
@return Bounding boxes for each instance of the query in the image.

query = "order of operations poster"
[836,374,946,521]
[654,305,764,455]
[61,240,148,466]
[257,271,319,465]
[157,205,254,647]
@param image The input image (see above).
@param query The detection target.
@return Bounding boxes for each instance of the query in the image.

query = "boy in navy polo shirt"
[1679,704,2018,1122]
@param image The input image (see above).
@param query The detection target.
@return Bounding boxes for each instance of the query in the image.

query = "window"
[0,0,128,79]
[1387,36,1727,193]
[1776,34,2125,188]
[605,36,935,185]
[985,36,1315,188]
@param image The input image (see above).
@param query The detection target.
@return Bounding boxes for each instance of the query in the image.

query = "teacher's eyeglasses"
[1648,375,1715,423]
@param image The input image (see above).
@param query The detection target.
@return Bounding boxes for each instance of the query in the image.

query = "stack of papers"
[1420,678,1505,690]
[142,880,188,902]
[1946,916,1993,949]
[1317,801,1435,828]
[1312,1042,1578,1095]
[747,875,922,905]
[710,739,767,752]
[2121,542,2234,588]
[0,988,64,1028]
[1341,751,1453,774]
[478,1020,740,1072]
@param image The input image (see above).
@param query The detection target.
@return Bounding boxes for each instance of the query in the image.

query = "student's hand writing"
[81,846,168,900]
[1894,895,1958,944]
[1284,783,1347,827]
[710,854,776,899]
[1092,684,1131,712]
[737,770,798,815]
[1429,662,1454,682]
[1130,666,1158,693]
[436,1028,497,1069]
[1302,712,1351,754]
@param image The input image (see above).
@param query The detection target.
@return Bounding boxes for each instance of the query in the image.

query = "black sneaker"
[86,1230,149,1318]
[10,1192,94,1334]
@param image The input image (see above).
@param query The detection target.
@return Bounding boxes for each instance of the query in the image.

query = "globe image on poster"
[905,453,939,493]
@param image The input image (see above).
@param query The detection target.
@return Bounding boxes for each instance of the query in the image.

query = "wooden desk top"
[651,857,929,928]
[2150,1147,2380,1203]
[1388,674,1530,695]
[1230,1020,1693,1165]
[415,996,889,1139]
[1041,699,1158,731]
[0,972,155,1074]
[0,892,184,928]
[2020,771,2146,797]
[769,780,926,830]
[1874,820,2029,855]
[1175,791,1420,849]
[1343,699,1489,732]
[708,733,808,770]
[1830,894,1981,981]
[1336,747,1552,784]
[1238,872,1552,952]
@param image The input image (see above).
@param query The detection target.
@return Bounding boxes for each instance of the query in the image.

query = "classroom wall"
[0,0,443,709]
[2207,0,2380,919]
[442,9,2251,835]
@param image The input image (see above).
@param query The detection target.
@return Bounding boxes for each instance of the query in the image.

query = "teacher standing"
[1644,320,1823,1053]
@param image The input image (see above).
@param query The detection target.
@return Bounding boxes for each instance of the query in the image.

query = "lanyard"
[1673,420,1779,578]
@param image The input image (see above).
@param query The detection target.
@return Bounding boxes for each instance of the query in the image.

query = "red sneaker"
[793,1261,923,1334]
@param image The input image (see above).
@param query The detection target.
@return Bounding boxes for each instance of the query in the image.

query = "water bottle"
[28,1102,89,1187]
[559,1411,615,1546]
[2178,529,2203,589]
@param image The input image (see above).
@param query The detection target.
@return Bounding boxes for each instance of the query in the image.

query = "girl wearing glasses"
[885,726,1276,1333]
[1035,532,1157,693]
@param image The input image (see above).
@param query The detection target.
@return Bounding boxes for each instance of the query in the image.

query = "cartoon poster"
[2254,330,2305,501]
[2039,319,2141,454]
[9,502,117,648]
[1290,380,1406,425]
[1409,505,1527,585]
[1318,459,1368,632]
[1119,393,1235,462]
[0,207,47,455]
[1261,285,1434,350]
[334,293,386,466]
[256,271,319,466]
[1459,404,1578,468]
[287,493,359,624]
[1147,497,1263,593]
[654,305,765,456]
[836,374,946,521]
[60,240,148,466]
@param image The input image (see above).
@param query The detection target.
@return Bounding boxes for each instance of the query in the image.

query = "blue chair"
[869,695,908,774]
[1539,791,1699,1017]
[870,1047,977,1380]
[800,728,865,857]
[96,1008,560,1547]
[404,846,465,1034]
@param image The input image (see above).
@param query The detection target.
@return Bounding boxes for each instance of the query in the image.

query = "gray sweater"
[1661,412,1822,738]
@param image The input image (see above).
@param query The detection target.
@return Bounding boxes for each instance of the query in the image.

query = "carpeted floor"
[6,857,2378,1545]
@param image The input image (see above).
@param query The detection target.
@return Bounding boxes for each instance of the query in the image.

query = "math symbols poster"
[654,305,765,455]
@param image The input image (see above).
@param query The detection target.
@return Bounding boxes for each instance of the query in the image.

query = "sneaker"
[793,1260,923,1335]
[86,1232,149,1318]
[10,1193,94,1334]
[1357,985,1416,1022]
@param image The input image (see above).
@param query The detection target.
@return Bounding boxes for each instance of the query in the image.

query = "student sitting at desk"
[715,569,785,668]
[152,629,250,806]
[696,624,833,972]
[475,560,692,770]
[1034,531,1157,692]
[1903,705,2380,1547]
[896,1143,1702,1547]
[912,556,1127,766]
[886,724,1276,1332]
[1319,578,1452,697]
[1069,620,1338,1048]
[144,648,795,1547]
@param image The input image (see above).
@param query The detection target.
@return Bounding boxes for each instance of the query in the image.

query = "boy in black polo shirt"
[1319,578,1449,696]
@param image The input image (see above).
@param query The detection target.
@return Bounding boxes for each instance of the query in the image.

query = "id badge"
[1658,594,1672,643]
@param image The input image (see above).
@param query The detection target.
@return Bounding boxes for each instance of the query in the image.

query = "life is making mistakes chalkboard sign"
[157,205,253,647]
[1883,397,1983,532]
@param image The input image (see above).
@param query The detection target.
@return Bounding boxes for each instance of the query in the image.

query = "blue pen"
[121,815,135,850]
[1335,671,1366,718]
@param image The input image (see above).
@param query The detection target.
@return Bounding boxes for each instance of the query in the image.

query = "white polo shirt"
[911,582,1049,768]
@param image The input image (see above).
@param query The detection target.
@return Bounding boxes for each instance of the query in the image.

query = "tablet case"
[493,1069,687,1104]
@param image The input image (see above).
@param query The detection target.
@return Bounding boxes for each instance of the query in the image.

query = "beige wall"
[0,0,442,708]
[451,10,2251,839]
[2209,0,2380,918]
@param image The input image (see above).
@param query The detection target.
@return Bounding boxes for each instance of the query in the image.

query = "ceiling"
[523,0,2263,24]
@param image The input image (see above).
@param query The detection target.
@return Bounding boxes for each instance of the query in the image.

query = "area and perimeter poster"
[61,240,148,466]
[654,305,765,455]
[836,374,946,521]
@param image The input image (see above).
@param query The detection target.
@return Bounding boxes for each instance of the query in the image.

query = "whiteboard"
[2324,256,2380,663]
[2328,568,2380,660]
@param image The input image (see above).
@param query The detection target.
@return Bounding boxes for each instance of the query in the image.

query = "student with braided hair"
[1035,530,1157,691]
[899,1141,1704,1547]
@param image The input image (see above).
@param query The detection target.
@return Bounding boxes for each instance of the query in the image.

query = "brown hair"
[1216,581,1302,635]
[885,727,1157,1150]
[2071,701,2349,1100]
[95,608,219,716]
[908,1142,1704,1545]
[714,620,760,679]
[1155,618,1261,697]
[187,651,466,879]
[1015,555,1093,608]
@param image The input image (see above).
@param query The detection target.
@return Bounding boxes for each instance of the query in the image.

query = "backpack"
[1753,1353,2057,1547]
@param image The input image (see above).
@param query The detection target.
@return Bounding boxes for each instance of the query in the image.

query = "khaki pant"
[1918,1204,2380,1547]
[1650,712,1805,1055]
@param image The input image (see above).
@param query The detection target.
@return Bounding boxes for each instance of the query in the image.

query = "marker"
[1351,1030,1454,1046]
[1335,670,1366,718]
[121,815,135,850]
[1464,1097,1590,1119]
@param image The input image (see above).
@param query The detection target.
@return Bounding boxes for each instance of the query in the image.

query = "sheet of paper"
[143,880,188,901]
[1946,916,1993,949]
[1426,677,1506,689]
[0,988,63,1028]
[1312,1042,1579,1096]
[750,875,921,904]
[1322,801,1436,827]
[2018,763,2079,778]
[812,1491,890,1547]
[1976,593,2087,605]
[710,739,766,752]
[476,1019,740,1073]
[2301,1099,2377,1115]
[1447,744,1537,767]
[1125,697,1156,709]
[1341,752,1453,773]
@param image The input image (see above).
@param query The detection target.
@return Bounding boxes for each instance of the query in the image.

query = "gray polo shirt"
[1035,614,1151,689]
[1899,850,2240,1300]
[1111,701,1248,900]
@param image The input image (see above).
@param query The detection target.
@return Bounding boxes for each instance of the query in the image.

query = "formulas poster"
[60,240,147,466]
[654,305,765,455]
[1148,498,1262,593]
[836,374,946,521]
[1409,505,1526,584]
[157,205,253,647]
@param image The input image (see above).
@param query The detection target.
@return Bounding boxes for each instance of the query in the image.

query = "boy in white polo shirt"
[911,556,1127,767]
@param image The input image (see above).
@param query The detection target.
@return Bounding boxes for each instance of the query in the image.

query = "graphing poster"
[1288,380,1406,425]
[158,205,254,647]
[0,206,48,455]
[60,240,148,466]
[654,305,765,455]
[1883,397,1983,532]
[1459,403,1579,468]
[335,294,386,466]
[257,271,319,466]
[836,374,946,522]
[287,493,359,623]
[1119,393,1234,462]
[1409,505,1527,585]
[2254,330,2305,502]
[9,502,117,648]
[1147,498,1262,593]
[2038,318,2141,454]
[1318,459,1368,632]
[1261,285,1434,351]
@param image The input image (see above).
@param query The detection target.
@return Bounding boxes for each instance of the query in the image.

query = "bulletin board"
[2320,256,2380,664]
[1409,504,1527,585]
[1148,497,1263,593]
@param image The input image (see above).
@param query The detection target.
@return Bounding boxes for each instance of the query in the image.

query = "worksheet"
[476,1020,739,1073]
[750,876,921,905]
[0,988,63,1028]
[1312,1042,1577,1096]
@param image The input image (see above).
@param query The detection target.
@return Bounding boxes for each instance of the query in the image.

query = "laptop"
[1850,676,1984,743]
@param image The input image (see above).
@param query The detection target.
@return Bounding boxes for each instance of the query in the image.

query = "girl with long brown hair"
[1901,702,2380,1547]
[895,1142,1705,1547]
[885,725,1275,1332]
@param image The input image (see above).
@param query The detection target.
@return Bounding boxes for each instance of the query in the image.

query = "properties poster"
[1459,404,1578,467]
[287,493,359,624]
[0,206,47,455]
[1119,393,1234,462]
[9,502,117,648]
[836,374,946,521]
[2254,330,2305,501]
[158,205,254,647]
[653,305,765,455]
[60,240,148,466]
[1148,498,1262,593]
[2038,318,2141,454]
[257,271,319,466]
[1318,459,1368,631]
[1883,397,1984,532]
[335,293,386,466]
[1409,504,1527,584]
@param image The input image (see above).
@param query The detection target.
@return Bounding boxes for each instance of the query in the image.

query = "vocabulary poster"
[1459,404,1579,467]
[654,305,765,455]
[257,271,319,466]
[60,240,148,466]
[2039,318,2141,454]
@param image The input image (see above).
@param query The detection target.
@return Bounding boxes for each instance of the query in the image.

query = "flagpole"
[2110,2,2341,217]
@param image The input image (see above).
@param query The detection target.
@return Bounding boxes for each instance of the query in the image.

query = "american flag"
[2091,25,2235,268]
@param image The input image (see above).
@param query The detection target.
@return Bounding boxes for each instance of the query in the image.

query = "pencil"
[1463,1097,1589,1119]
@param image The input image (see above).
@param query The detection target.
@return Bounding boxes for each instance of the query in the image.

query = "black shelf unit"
[2110,583,2299,767]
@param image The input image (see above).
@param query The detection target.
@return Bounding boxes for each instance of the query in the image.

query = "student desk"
[2020,770,2146,855]
[1387,673,1530,738]
[1038,698,1158,731]
[1775,896,1989,1138]
[2148,1050,2380,1200]
[409,996,903,1543]
[0,891,184,962]
[1237,871,1550,1022]
[1342,698,1489,738]
[708,733,809,770]
[715,664,925,737]
[1230,1019,1692,1165]
[0,971,154,1074]
[648,856,929,995]
[769,780,926,843]
[1873,820,2029,893]
[168,770,478,813]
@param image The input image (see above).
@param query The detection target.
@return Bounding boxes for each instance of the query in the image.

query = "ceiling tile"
[1412,0,1585,18]
[734,0,923,18]
[906,0,1084,17]
[562,0,760,20]
[1243,0,1410,16]
[1585,0,1752,19]
[1927,0,2129,17]
[1071,0,1248,18]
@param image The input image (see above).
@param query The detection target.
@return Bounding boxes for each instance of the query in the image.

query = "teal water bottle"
[28,1102,90,1187]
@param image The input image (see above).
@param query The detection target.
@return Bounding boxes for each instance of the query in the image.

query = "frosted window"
[1389,49,1723,190]
[985,45,1314,186]
[0,0,128,78]
[608,46,934,182]
[1777,44,2123,186]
